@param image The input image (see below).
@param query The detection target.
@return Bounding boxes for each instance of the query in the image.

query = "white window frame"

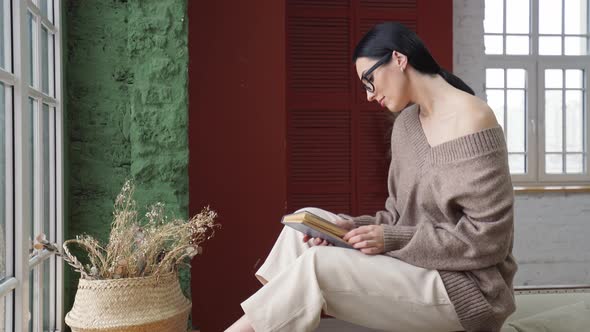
[484,0,590,185]
[537,59,590,183]
[1,0,64,331]
[0,0,16,330]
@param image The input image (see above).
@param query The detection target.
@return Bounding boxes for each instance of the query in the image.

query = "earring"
[400,67,404,73]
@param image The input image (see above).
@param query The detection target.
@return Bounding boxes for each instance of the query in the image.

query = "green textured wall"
[65,0,189,324]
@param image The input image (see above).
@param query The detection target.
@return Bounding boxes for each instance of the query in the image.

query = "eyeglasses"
[361,53,392,93]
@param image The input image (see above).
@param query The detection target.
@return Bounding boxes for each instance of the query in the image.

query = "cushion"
[504,301,590,332]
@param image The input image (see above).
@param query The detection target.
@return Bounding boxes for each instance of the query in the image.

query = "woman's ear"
[392,50,408,72]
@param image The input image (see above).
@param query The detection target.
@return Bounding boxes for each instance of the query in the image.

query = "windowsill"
[514,185,590,194]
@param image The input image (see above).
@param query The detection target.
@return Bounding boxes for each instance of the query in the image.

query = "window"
[0,0,64,331]
[484,0,590,184]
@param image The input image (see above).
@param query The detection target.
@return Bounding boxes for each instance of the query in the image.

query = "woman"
[226,22,517,332]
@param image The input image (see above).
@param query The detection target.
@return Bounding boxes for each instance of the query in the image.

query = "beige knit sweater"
[342,104,517,332]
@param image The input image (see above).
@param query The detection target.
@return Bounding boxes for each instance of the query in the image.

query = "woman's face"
[355,51,410,113]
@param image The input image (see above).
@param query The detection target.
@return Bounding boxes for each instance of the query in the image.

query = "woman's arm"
[338,196,399,227]
[380,149,515,271]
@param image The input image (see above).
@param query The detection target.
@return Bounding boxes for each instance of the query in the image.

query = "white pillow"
[506,301,590,332]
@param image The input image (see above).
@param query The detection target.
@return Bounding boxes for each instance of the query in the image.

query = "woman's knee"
[294,206,322,215]
[293,207,339,223]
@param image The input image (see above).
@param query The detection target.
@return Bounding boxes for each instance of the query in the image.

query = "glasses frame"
[361,52,393,93]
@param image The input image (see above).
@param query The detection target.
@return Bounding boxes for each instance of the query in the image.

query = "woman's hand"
[342,225,385,255]
[302,220,356,246]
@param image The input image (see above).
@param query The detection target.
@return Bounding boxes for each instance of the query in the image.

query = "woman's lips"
[379,97,385,107]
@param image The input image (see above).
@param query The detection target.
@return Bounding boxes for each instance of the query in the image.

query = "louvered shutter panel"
[287,0,450,217]
[355,1,418,215]
[287,0,353,213]
[358,110,394,214]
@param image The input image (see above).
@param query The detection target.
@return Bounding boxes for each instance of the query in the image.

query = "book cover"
[281,211,353,249]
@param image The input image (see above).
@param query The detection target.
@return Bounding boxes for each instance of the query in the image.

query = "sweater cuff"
[382,224,416,252]
[337,213,376,227]
[351,215,377,227]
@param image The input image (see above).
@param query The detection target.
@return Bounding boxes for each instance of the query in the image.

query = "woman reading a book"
[226,22,516,332]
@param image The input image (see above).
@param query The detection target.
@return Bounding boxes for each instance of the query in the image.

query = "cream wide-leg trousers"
[240,207,464,332]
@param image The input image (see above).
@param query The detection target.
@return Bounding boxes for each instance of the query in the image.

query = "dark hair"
[353,22,474,95]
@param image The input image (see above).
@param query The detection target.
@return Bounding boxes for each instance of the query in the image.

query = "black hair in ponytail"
[353,22,474,95]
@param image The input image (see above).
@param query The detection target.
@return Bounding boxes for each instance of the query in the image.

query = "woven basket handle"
[62,239,106,279]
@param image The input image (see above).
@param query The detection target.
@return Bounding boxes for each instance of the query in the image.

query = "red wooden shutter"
[287,0,354,213]
[287,0,451,217]
[355,1,419,215]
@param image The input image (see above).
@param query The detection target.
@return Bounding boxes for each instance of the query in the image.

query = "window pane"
[545,90,563,152]
[506,36,529,55]
[0,83,4,281]
[48,32,54,97]
[486,68,504,88]
[509,154,526,174]
[41,0,49,17]
[29,271,33,332]
[565,0,588,35]
[539,36,562,55]
[566,154,584,173]
[28,12,36,87]
[43,260,50,330]
[506,0,529,33]
[487,89,505,129]
[566,69,584,89]
[484,0,503,33]
[545,69,563,89]
[42,27,49,94]
[507,69,526,88]
[539,0,563,34]
[566,90,584,152]
[46,0,54,23]
[546,154,564,173]
[29,98,35,242]
[1,294,9,331]
[485,35,503,54]
[43,105,49,235]
[564,37,588,55]
[507,90,526,152]
[0,0,4,70]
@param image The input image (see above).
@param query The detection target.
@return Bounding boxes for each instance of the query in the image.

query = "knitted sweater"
[342,104,517,332]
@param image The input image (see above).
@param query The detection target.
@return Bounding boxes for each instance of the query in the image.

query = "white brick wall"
[453,0,486,99]
[514,193,590,285]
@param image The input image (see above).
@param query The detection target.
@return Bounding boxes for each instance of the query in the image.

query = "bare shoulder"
[454,94,500,134]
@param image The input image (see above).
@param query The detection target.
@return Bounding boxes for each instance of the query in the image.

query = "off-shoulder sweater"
[342,104,517,332]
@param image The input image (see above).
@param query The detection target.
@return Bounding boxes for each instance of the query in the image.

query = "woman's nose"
[366,91,376,102]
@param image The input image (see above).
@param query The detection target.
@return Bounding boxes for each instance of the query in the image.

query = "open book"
[281,211,353,249]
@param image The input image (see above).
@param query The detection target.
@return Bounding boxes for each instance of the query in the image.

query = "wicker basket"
[65,273,191,332]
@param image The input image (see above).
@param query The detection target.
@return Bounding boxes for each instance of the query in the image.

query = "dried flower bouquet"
[35,180,219,280]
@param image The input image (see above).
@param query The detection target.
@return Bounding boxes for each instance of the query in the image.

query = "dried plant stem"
[45,180,219,280]
[62,240,90,279]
